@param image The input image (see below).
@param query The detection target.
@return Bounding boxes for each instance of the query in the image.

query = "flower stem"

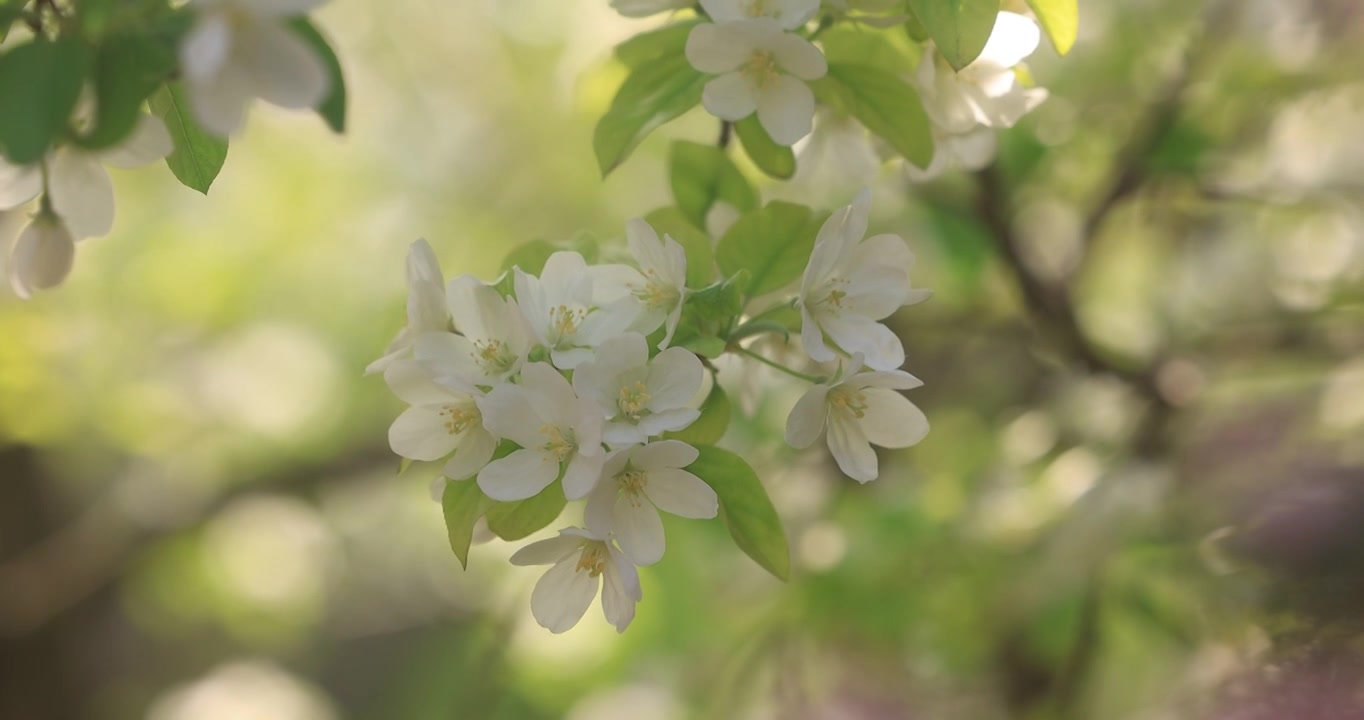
[732,346,822,384]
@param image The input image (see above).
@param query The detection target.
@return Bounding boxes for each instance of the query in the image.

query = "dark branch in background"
[717,120,732,150]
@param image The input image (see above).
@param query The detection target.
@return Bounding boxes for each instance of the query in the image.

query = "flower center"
[828,386,869,419]
[439,403,480,435]
[741,0,771,17]
[741,51,780,90]
[631,269,680,311]
[615,469,650,507]
[617,381,652,419]
[473,338,514,374]
[539,424,576,463]
[814,277,851,313]
[575,542,609,577]
[549,304,586,342]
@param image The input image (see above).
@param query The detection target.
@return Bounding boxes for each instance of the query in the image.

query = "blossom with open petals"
[514,251,640,370]
[510,527,641,633]
[367,239,448,375]
[914,11,1048,134]
[477,362,604,501]
[797,189,930,370]
[700,0,819,30]
[415,274,531,389]
[7,214,76,300]
[784,353,929,482]
[620,218,688,348]
[179,0,331,136]
[685,19,828,146]
[384,360,498,481]
[585,441,718,565]
[572,333,704,446]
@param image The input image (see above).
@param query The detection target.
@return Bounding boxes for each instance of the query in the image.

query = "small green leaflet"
[78,36,176,150]
[734,116,795,180]
[485,481,567,542]
[1025,0,1078,55]
[613,20,700,68]
[0,38,89,164]
[716,201,824,298]
[664,384,730,446]
[811,63,934,169]
[149,82,229,194]
[442,480,492,569]
[288,17,347,133]
[906,0,1000,70]
[500,234,600,276]
[594,52,707,176]
[687,445,790,581]
[668,140,758,230]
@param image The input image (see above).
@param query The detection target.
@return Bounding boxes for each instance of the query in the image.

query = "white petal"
[698,0,746,24]
[773,0,820,29]
[550,347,596,370]
[477,448,559,501]
[608,543,643,601]
[443,428,497,480]
[659,299,685,350]
[584,481,617,537]
[186,64,253,137]
[414,332,485,388]
[563,451,605,501]
[613,496,665,566]
[971,12,1041,71]
[603,422,650,447]
[756,74,815,146]
[784,384,829,448]
[635,408,700,437]
[405,239,447,331]
[8,218,75,299]
[702,72,758,121]
[820,312,904,371]
[521,362,581,427]
[859,388,929,448]
[476,385,543,449]
[590,263,645,305]
[0,161,42,209]
[510,533,584,566]
[539,251,593,305]
[827,416,878,482]
[644,347,705,412]
[952,127,999,170]
[383,358,457,405]
[600,550,639,633]
[530,556,599,633]
[644,468,718,519]
[576,297,642,349]
[102,114,173,168]
[242,21,330,110]
[855,369,923,390]
[48,151,115,239]
[685,22,752,73]
[631,440,699,471]
[799,306,837,363]
[180,12,232,81]
[769,33,827,80]
[513,268,550,344]
[388,406,462,461]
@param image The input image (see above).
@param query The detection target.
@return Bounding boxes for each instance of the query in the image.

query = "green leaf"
[819,26,918,73]
[594,52,707,176]
[77,36,177,150]
[671,270,748,355]
[0,38,90,164]
[668,140,758,230]
[665,383,731,446]
[715,201,820,298]
[905,0,999,70]
[679,335,726,359]
[1025,0,1078,55]
[810,63,934,169]
[149,82,229,194]
[500,234,600,276]
[0,4,25,44]
[687,446,790,581]
[485,481,567,542]
[643,206,716,289]
[734,116,795,180]
[288,17,347,133]
[614,19,701,68]
[442,480,491,569]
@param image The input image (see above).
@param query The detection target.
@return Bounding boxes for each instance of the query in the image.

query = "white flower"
[914,11,1048,133]
[0,114,172,239]
[700,0,819,30]
[572,333,705,446]
[414,274,531,389]
[477,362,605,501]
[585,441,718,565]
[510,527,641,634]
[784,353,929,482]
[179,0,331,137]
[904,125,997,182]
[7,214,75,300]
[623,218,688,348]
[685,19,828,146]
[797,189,929,371]
[611,0,692,17]
[384,360,498,481]
[367,239,448,375]
[514,251,640,370]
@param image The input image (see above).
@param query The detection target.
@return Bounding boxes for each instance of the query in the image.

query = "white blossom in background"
[414,275,531,389]
[367,239,448,375]
[798,189,930,371]
[915,11,1048,134]
[511,527,641,634]
[179,0,331,137]
[585,441,718,565]
[515,251,641,369]
[685,19,828,146]
[701,0,819,29]
[477,362,605,501]
[904,125,998,182]
[594,219,689,348]
[0,113,172,240]
[572,333,704,446]
[384,360,498,481]
[610,0,692,17]
[785,353,929,482]
[7,214,76,300]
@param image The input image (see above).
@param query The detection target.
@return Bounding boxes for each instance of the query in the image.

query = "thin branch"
[717,120,732,149]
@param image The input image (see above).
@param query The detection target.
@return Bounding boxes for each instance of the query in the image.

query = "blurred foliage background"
[3,0,1364,718]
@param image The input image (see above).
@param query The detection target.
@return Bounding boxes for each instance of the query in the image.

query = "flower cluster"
[376,191,930,633]
[909,10,1049,180]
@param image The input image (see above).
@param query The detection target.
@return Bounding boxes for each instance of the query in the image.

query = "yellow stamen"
[550,304,586,340]
[616,469,649,508]
[575,542,608,577]
[539,424,575,463]
[741,51,779,90]
[829,387,869,419]
[439,404,479,435]
[617,381,651,419]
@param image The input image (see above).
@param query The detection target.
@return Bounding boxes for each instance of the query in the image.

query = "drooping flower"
[179,0,331,137]
[610,0,692,17]
[514,251,640,370]
[685,19,828,146]
[7,213,76,300]
[700,0,820,30]
[914,11,1048,134]
[384,360,499,481]
[366,239,448,375]
[585,441,718,565]
[477,362,605,501]
[510,527,641,634]
[797,189,930,371]
[414,274,531,389]
[572,333,705,446]
[0,113,172,240]
[784,353,929,482]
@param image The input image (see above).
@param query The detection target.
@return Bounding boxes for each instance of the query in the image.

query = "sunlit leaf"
[77,35,176,150]
[0,38,90,164]
[594,52,706,176]
[1025,0,1078,55]
[149,82,229,194]
[687,445,790,581]
[485,481,567,542]
[664,383,730,446]
[716,201,821,297]
[905,0,999,70]
[442,479,491,569]
[668,140,758,230]
[810,63,934,169]
[734,116,795,180]
[614,19,700,67]
[288,17,347,133]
